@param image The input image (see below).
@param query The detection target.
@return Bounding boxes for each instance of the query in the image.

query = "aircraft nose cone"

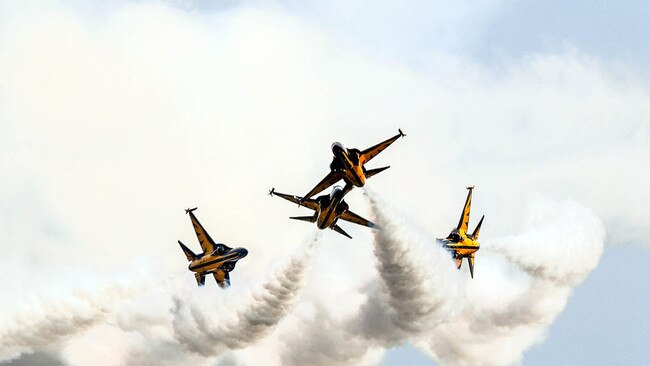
[238,248,248,258]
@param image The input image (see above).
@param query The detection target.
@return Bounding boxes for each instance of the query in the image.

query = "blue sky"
[0,1,648,365]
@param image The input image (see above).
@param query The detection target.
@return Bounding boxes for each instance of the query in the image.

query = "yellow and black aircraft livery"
[301,128,406,201]
[270,184,375,239]
[178,208,248,288]
[438,186,484,278]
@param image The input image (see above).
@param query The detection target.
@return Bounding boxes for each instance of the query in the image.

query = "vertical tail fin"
[470,215,484,240]
[194,272,206,286]
[468,254,475,279]
[178,240,197,261]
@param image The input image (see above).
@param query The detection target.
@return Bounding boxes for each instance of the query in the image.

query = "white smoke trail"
[360,191,465,341]
[279,192,465,366]
[488,197,605,286]
[279,303,385,366]
[0,282,137,363]
[421,196,605,366]
[292,192,605,366]
[169,234,318,357]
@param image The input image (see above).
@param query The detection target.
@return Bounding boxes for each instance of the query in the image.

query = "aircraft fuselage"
[332,143,366,187]
[188,247,248,274]
[315,186,349,229]
[440,235,480,258]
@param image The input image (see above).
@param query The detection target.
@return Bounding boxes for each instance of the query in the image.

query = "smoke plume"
[421,196,605,366]
[0,283,136,363]
[360,192,464,340]
[170,235,318,357]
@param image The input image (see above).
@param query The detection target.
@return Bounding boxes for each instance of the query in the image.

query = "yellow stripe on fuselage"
[317,199,339,229]
[445,234,480,257]
[341,153,366,187]
[189,252,238,273]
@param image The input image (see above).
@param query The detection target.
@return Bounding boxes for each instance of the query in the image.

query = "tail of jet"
[290,215,317,223]
[364,166,390,179]
[332,225,352,239]
[470,215,485,240]
[178,240,197,261]
[194,272,206,286]
[468,254,475,279]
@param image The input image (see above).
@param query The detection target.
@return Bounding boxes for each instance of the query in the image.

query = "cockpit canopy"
[446,231,462,243]
[331,142,346,154]
[212,243,230,256]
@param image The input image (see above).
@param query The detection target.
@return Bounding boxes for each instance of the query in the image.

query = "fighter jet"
[178,208,248,288]
[270,185,375,239]
[438,186,484,278]
[301,129,406,201]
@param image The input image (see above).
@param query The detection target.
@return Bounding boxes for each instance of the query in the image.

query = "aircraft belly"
[344,168,365,187]
[200,261,223,273]
[318,203,338,229]
[316,213,327,228]
[456,248,476,256]
[189,253,240,272]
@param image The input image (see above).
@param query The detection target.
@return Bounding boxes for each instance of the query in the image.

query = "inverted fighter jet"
[302,129,406,200]
[438,186,484,278]
[270,185,375,239]
[178,208,248,288]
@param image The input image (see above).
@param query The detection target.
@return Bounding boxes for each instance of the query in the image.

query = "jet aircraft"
[178,208,248,288]
[301,128,406,200]
[270,185,375,239]
[438,186,484,278]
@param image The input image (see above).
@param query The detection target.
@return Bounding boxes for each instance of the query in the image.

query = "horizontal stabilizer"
[364,166,390,179]
[194,272,206,286]
[178,240,197,261]
[339,210,376,228]
[290,215,317,223]
[332,224,352,239]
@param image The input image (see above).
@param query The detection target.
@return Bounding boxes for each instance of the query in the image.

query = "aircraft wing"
[302,170,344,199]
[271,190,319,211]
[213,270,230,288]
[359,130,404,164]
[188,211,216,253]
[339,210,375,228]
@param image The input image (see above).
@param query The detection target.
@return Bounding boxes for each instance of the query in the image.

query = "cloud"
[0,1,641,365]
